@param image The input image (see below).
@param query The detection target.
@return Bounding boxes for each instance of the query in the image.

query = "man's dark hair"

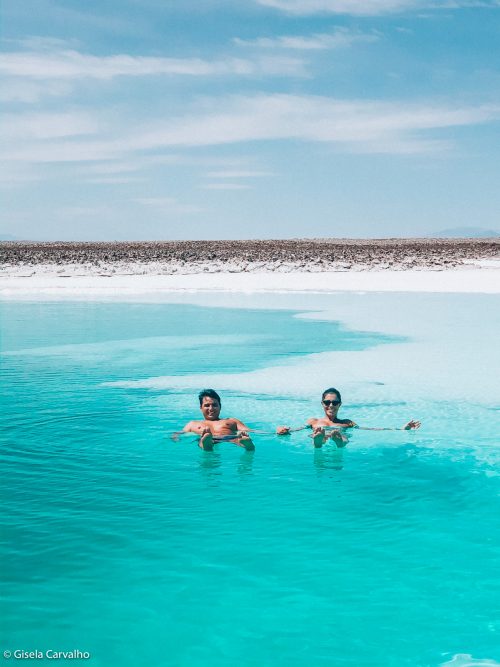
[321,387,342,402]
[198,389,221,406]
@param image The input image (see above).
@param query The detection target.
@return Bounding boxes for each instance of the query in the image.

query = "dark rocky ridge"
[1,239,498,273]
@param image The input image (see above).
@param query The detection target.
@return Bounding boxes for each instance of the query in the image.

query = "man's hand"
[403,420,421,430]
[276,425,291,435]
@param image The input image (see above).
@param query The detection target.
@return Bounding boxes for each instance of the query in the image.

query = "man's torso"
[189,418,240,436]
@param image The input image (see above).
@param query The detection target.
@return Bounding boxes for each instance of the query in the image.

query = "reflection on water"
[197,447,255,481]
[197,449,222,481]
[313,447,345,476]
[237,451,255,478]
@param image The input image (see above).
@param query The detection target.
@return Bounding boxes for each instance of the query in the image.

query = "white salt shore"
[1,263,499,297]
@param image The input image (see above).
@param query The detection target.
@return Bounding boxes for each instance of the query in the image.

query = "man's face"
[322,392,341,420]
[200,397,221,421]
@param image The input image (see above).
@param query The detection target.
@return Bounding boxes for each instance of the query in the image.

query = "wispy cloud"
[2,111,100,139]
[4,94,500,165]
[3,142,122,163]
[11,0,144,37]
[200,183,252,190]
[58,205,119,217]
[82,155,182,176]
[234,27,378,50]
[255,0,500,15]
[205,170,273,178]
[0,48,307,80]
[123,94,500,154]
[15,36,82,51]
[134,197,202,214]
[0,165,42,187]
[0,80,71,103]
[86,176,146,185]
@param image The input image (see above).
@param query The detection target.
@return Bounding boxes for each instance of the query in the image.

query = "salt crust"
[0,264,499,297]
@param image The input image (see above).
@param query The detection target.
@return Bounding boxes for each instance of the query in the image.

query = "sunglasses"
[322,400,341,407]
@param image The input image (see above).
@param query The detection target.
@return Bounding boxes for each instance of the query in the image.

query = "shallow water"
[1,293,499,667]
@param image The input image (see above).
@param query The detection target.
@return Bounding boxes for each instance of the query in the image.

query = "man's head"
[321,387,342,420]
[198,389,221,421]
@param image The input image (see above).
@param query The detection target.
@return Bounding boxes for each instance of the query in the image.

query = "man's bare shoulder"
[183,419,205,431]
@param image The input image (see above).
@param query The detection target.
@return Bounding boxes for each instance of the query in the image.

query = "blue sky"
[2,0,500,240]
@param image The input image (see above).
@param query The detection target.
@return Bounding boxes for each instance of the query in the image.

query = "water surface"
[1,293,499,667]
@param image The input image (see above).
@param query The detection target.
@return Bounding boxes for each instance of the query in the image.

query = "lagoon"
[1,292,499,667]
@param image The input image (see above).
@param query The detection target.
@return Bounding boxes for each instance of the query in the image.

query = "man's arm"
[233,419,254,434]
[171,420,201,441]
[182,420,198,433]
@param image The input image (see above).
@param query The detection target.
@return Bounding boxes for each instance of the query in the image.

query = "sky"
[1,0,500,240]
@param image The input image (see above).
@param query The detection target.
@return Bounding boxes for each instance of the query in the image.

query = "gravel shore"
[1,239,498,276]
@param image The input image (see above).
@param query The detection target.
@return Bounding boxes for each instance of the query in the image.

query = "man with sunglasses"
[276,387,420,448]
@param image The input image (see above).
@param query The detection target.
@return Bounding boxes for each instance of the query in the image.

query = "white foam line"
[1,267,499,298]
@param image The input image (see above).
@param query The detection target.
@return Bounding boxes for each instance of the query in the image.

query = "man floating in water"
[177,389,255,452]
[276,387,421,448]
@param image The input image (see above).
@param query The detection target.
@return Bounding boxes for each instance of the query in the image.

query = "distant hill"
[0,234,19,241]
[432,227,499,238]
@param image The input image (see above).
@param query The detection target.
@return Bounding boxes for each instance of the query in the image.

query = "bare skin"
[181,396,255,451]
[277,392,421,448]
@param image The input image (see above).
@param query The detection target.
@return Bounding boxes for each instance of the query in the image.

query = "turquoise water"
[1,293,499,667]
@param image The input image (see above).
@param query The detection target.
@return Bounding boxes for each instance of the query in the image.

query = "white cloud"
[255,0,500,14]
[0,48,307,80]
[205,170,273,178]
[4,94,500,164]
[58,205,118,217]
[123,94,500,154]
[134,197,202,214]
[2,111,99,139]
[255,0,421,15]
[3,142,122,163]
[0,165,42,187]
[0,80,71,103]
[82,155,182,176]
[86,176,146,184]
[200,183,252,190]
[234,27,378,50]
[16,36,82,51]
